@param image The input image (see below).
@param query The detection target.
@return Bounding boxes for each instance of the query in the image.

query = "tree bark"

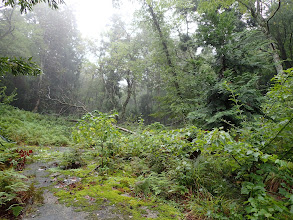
[133,82,138,114]
[239,0,284,75]
[120,72,133,120]
[145,1,182,98]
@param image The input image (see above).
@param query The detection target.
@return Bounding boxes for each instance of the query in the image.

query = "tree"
[0,0,65,108]
[32,4,84,114]
[0,3,84,113]
[183,6,276,128]
[0,0,64,76]
[268,0,293,69]
[0,7,43,108]
[90,14,146,120]
[144,0,182,98]
[199,0,285,75]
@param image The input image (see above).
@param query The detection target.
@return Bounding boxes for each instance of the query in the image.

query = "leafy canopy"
[2,0,65,13]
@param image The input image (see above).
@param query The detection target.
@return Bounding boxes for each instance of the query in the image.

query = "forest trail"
[21,146,139,220]
[22,147,90,220]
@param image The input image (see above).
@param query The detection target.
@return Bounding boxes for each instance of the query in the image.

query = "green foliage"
[61,148,84,169]
[120,68,293,219]
[0,57,41,77]
[73,111,121,168]
[2,0,64,13]
[135,172,179,199]
[8,66,288,219]
[0,85,16,104]
[0,104,72,146]
[0,169,28,214]
[146,122,166,130]
[188,69,293,218]
[188,71,264,129]
[0,0,292,218]
[268,0,293,69]
[0,135,33,172]
[73,111,120,147]
[0,4,84,114]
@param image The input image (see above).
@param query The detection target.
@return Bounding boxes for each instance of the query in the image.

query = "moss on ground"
[51,167,182,219]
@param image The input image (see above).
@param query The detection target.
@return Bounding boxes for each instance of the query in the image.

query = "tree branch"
[266,0,281,34]
[46,86,88,113]
[261,116,293,151]
[113,124,136,134]
[237,0,251,11]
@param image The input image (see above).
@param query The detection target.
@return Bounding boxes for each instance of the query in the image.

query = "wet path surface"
[20,146,173,220]
[22,147,89,220]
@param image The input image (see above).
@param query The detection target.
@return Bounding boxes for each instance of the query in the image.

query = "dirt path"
[22,147,90,220]
[20,146,181,220]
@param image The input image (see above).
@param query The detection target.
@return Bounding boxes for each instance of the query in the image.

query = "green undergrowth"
[24,143,182,219]
[68,70,293,219]
[1,69,293,219]
[50,165,182,220]
[0,104,73,146]
[0,144,44,219]
[0,102,75,219]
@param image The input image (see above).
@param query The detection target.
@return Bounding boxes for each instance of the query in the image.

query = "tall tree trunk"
[275,34,293,69]
[121,73,133,120]
[244,0,284,75]
[145,1,182,98]
[269,41,284,74]
[133,82,138,114]
[33,60,44,113]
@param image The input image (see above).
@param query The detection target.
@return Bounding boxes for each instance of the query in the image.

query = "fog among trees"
[1,0,291,128]
[1,0,293,219]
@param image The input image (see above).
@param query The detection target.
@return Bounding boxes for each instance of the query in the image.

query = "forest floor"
[22,147,90,220]
[0,105,182,220]
[20,145,181,220]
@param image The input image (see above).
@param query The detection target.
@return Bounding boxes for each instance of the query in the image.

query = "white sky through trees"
[68,0,135,38]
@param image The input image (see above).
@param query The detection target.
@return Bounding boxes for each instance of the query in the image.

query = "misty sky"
[68,0,135,38]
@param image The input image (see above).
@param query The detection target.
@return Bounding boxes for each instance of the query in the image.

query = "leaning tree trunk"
[247,0,284,75]
[145,1,182,98]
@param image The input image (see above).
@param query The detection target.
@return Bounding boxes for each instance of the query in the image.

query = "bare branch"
[237,0,251,10]
[266,0,281,34]
[113,124,136,134]
[47,86,88,113]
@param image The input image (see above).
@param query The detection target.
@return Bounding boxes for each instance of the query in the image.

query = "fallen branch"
[113,124,136,135]
[47,86,88,113]
[68,116,136,134]
[87,112,136,134]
